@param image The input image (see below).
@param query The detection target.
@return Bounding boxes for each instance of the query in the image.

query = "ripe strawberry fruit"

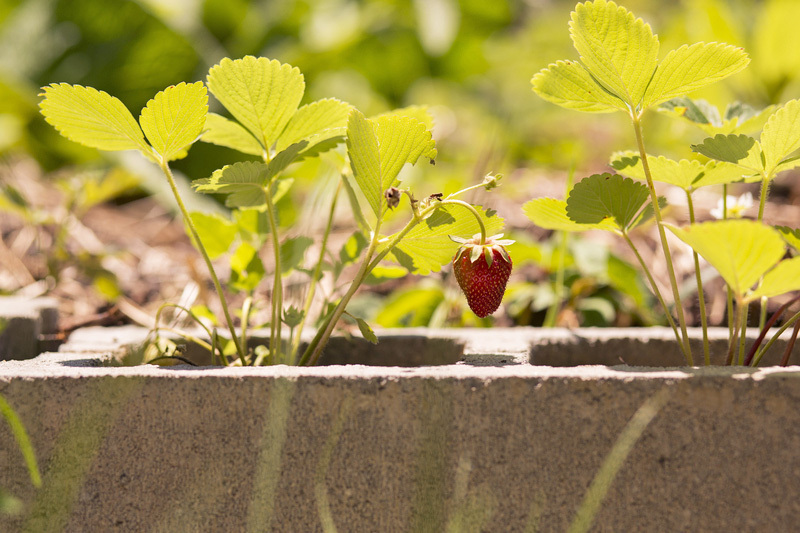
[451,234,514,318]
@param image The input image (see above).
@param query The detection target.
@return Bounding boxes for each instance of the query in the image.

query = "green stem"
[738,303,749,366]
[440,199,487,245]
[752,309,800,367]
[544,164,575,328]
[686,191,710,365]
[299,196,489,366]
[632,116,693,365]
[726,299,742,366]
[289,180,341,365]
[264,184,283,364]
[622,232,686,360]
[241,295,252,364]
[158,160,246,365]
[757,176,770,221]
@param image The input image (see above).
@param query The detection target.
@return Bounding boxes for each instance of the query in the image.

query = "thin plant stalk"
[264,186,283,364]
[744,295,800,366]
[726,299,743,366]
[289,179,341,364]
[723,185,735,341]
[780,320,800,367]
[757,175,772,332]
[158,160,246,365]
[544,163,575,328]
[240,295,252,363]
[299,198,488,366]
[686,191,710,365]
[632,116,693,365]
[752,309,800,367]
[152,302,219,360]
[622,233,686,360]
[738,304,749,366]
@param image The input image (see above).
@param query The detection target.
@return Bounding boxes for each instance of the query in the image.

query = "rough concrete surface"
[1,326,800,532]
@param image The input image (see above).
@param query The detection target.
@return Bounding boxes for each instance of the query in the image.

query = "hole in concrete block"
[143,333,465,367]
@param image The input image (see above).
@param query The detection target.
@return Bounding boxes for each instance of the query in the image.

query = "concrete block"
[0,326,799,532]
[0,297,59,361]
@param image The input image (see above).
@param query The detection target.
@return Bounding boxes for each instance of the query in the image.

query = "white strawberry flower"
[710,192,753,220]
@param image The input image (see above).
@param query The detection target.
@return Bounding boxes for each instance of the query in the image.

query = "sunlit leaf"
[139,82,207,162]
[531,60,625,113]
[274,98,351,153]
[193,161,268,208]
[522,197,617,232]
[749,257,800,301]
[691,134,763,171]
[666,220,785,296]
[39,83,148,153]
[376,105,435,129]
[760,99,800,172]
[201,113,263,156]
[610,151,748,189]
[346,108,436,220]
[386,204,504,275]
[643,42,749,108]
[776,226,800,254]
[206,56,304,148]
[569,0,659,108]
[566,174,650,230]
[659,98,775,136]
[189,211,236,259]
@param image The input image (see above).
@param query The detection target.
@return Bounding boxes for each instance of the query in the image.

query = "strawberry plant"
[39,56,510,366]
[527,0,800,366]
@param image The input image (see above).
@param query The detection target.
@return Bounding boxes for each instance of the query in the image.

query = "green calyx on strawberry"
[450,233,514,318]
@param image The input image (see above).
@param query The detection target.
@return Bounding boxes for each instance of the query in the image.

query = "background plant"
[39,55,508,365]
[527,0,800,366]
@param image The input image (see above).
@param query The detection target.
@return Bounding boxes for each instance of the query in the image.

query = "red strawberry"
[451,234,514,318]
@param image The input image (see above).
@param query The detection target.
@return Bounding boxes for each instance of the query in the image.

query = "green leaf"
[279,236,314,274]
[193,142,305,209]
[760,99,800,172]
[522,197,617,232]
[194,161,268,208]
[339,231,369,265]
[666,220,785,297]
[776,226,800,254]
[691,134,763,170]
[139,82,208,162]
[346,109,381,217]
[643,42,749,108]
[355,317,379,344]
[376,105,435,129]
[39,83,148,153]
[375,113,436,184]
[566,173,650,230]
[201,113,263,156]
[610,152,747,190]
[749,257,800,301]
[531,60,625,113]
[365,265,408,284]
[206,56,304,148]
[659,98,775,136]
[569,0,659,108]
[189,212,237,259]
[345,108,436,220]
[229,242,265,292]
[274,98,351,153]
[387,204,504,275]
